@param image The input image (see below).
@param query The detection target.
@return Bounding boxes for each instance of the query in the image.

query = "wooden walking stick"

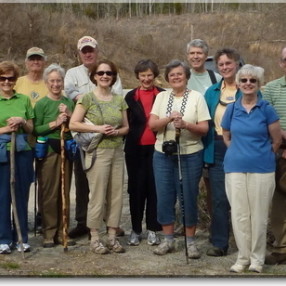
[10,132,25,259]
[60,123,68,252]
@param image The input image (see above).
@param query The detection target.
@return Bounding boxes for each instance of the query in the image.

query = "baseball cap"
[77,36,98,51]
[26,47,46,60]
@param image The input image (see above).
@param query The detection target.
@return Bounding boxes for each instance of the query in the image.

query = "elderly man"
[15,47,48,106]
[264,46,286,265]
[65,36,124,238]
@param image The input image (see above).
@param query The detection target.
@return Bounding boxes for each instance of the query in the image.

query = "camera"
[162,140,177,156]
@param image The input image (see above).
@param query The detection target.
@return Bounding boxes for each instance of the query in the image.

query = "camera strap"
[163,89,189,139]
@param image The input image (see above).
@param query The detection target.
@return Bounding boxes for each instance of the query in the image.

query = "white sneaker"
[248,264,263,273]
[16,243,31,253]
[0,244,11,254]
[128,231,141,246]
[147,230,161,246]
[230,264,247,273]
[187,243,201,259]
[153,239,175,255]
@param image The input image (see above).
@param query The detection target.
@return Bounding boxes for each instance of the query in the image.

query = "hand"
[171,111,185,129]
[55,112,68,126]
[6,117,25,130]
[58,104,71,117]
[100,124,118,136]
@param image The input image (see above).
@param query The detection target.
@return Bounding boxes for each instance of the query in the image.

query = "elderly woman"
[34,64,75,248]
[69,59,129,254]
[125,59,164,246]
[221,64,281,273]
[149,60,210,258]
[0,61,34,254]
[203,48,241,257]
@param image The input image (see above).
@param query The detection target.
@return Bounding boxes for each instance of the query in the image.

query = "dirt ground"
[1,174,286,279]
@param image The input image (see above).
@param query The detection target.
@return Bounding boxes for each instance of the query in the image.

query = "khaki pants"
[37,152,72,240]
[86,147,124,230]
[225,172,275,266]
[270,157,286,254]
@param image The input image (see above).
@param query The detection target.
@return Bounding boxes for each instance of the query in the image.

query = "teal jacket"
[203,80,242,164]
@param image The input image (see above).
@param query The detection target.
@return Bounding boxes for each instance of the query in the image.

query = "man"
[15,47,48,106]
[15,47,49,231]
[64,36,124,238]
[264,46,286,265]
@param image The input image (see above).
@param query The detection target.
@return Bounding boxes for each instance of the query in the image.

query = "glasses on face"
[95,71,113,76]
[0,76,16,82]
[239,78,257,84]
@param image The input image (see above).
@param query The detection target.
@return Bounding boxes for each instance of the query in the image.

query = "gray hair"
[164,60,191,82]
[235,64,264,86]
[186,39,209,55]
[43,63,65,81]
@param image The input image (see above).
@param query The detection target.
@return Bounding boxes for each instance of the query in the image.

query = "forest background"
[0,1,286,89]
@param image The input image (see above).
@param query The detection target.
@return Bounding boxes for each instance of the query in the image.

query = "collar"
[0,91,19,101]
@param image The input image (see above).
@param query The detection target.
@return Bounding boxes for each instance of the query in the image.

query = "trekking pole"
[34,160,37,237]
[10,132,25,259]
[176,128,189,264]
[60,123,68,252]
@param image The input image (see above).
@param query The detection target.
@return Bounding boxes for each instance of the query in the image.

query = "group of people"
[0,35,286,274]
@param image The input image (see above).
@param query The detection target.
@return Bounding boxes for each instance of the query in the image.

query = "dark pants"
[0,150,33,244]
[126,145,161,234]
[208,139,230,251]
[74,156,90,227]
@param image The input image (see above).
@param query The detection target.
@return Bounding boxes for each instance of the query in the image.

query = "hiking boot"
[43,239,55,248]
[68,225,89,238]
[128,231,141,246]
[265,252,286,265]
[90,240,109,254]
[0,244,11,254]
[147,230,160,246]
[206,246,226,257]
[107,239,125,253]
[230,264,247,273]
[187,243,201,259]
[153,239,175,255]
[16,243,31,253]
[248,264,263,273]
[55,237,76,246]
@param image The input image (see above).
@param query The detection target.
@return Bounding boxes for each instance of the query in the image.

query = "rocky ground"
[1,175,286,280]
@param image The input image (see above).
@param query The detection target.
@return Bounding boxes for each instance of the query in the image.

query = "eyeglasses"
[0,76,16,82]
[239,78,257,84]
[95,71,114,76]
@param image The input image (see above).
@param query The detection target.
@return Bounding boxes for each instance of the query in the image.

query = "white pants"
[225,172,275,267]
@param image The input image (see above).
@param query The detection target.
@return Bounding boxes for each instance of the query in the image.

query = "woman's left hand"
[59,103,72,117]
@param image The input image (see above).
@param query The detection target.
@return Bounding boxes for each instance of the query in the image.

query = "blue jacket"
[203,80,242,164]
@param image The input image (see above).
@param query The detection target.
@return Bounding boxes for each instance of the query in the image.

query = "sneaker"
[107,239,125,253]
[68,225,89,238]
[128,231,141,246]
[187,243,201,259]
[90,240,109,255]
[248,265,263,273]
[0,244,11,254]
[147,230,160,246]
[230,264,247,273]
[153,239,175,255]
[16,243,31,253]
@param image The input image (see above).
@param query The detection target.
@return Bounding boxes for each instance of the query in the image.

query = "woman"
[34,64,75,248]
[0,61,34,254]
[125,59,164,246]
[69,59,129,254]
[203,48,241,257]
[221,64,281,273]
[149,60,210,258]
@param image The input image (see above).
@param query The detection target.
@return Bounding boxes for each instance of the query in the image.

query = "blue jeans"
[0,150,33,245]
[153,150,203,227]
[208,139,230,251]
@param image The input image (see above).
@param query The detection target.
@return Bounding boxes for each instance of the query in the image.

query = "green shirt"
[78,92,128,149]
[263,76,286,130]
[0,92,34,150]
[34,95,74,140]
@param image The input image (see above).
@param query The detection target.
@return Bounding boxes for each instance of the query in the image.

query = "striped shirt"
[263,76,286,129]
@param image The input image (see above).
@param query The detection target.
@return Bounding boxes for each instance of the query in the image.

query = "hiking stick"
[10,132,25,259]
[60,123,68,252]
[34,161,37,237]
[175,128,189,264]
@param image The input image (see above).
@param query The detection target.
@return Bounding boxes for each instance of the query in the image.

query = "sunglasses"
[0,76,16,82]
[95,71,113,76]
[239,78,257,84]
